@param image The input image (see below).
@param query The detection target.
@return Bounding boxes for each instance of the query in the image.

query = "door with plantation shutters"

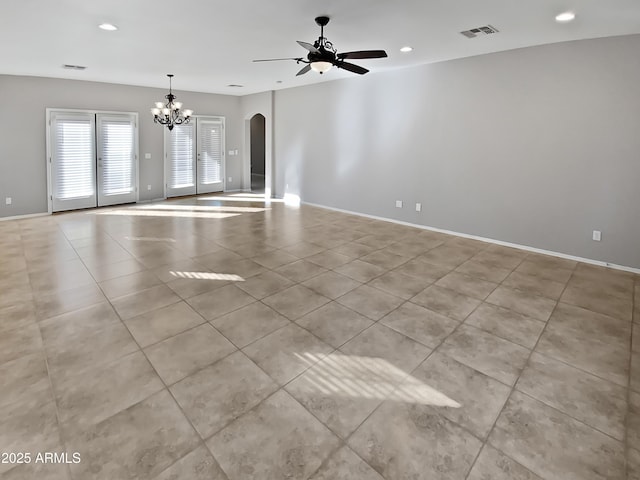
[50,112,97,212]
[164,117,224,198]
[48,110,138,213]
[196,118,224,194]
[165,123,197,197]
[97,114,137,206]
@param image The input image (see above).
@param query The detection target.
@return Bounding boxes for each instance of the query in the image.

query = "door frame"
[248,113,266,193]
[163,115,226,199]
[46,108,139,214]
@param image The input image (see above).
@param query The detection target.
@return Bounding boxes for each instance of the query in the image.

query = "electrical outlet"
[592,230,602,242]
[395,200,403,208]
[415,203,422,212]
[5,197,12,205]
[147,185,151,191]
[228,177,232,183]
[144,153,151,159]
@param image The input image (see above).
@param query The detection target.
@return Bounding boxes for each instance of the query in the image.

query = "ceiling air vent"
[63,64,87,70]
[460,25,499,38]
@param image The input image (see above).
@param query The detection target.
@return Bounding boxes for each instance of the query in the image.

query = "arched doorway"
[250,114,266,193]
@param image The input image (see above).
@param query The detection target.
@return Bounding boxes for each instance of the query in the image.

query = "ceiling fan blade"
[337,61,369,75]
[338,50,388,60]
[253,57,302,62]
[296,64,312,76]
[297,41,319,53]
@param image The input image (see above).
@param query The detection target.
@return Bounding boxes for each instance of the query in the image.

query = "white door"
[165,123,197,197]
[49,110,138,213]
[97,114,137,206]
[165,117,225,198]
[50,112,97,212]
[197,118,224,194]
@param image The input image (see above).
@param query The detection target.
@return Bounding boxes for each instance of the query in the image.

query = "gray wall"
[273,34,640,269]
[250,114,266,175]
[0,75,242,217]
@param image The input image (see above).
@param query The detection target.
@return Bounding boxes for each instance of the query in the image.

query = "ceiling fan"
[253,16,388,76]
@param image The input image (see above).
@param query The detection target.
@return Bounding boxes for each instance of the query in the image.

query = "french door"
[165,117,224,197]
[48,110,137,212]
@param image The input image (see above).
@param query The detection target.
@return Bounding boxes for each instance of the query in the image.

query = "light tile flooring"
[1,194,638,480]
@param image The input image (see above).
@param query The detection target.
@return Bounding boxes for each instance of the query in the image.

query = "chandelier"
[151,74,193,131]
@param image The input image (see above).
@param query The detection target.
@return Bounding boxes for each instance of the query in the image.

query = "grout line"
[464,259,580,480]
[7,196,637,480]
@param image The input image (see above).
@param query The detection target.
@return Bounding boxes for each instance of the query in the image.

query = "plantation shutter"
[97,114,136,201]
[168,124,195,189]
[198,120,223,185]
[50,112,96,211]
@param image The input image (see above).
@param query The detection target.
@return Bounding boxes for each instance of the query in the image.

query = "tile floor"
[0,194,638,480]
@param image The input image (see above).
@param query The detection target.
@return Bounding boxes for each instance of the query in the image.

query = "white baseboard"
[302,201,640,275]
[0,212,49,222]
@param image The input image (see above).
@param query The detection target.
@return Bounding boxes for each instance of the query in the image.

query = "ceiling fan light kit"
[310,61,333,74]
[151,74,193,131]
[254,16,388,77]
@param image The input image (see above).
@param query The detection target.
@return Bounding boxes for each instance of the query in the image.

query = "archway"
[249,114,266,193]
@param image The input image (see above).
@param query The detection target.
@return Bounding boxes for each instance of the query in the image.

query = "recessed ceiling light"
[98,23,118,31]
[400,46,413,53]
[227,84,244,88]
[555,12,576,23]
[276,80,283,84]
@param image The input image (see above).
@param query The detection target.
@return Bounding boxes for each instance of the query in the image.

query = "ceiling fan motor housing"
[308,49,336,64]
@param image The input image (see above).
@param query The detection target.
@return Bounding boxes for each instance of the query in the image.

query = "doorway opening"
[250,114,266,193]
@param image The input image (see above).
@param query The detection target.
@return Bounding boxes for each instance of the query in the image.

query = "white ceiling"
[2,0,640,96]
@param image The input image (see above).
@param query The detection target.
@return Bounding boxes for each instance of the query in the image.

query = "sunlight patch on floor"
[124,236,177,243]
[138,204,268,213]
[94,209,241,219]
[197,195,283,203]
[169,271,245,282]
[293,353,460,407]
